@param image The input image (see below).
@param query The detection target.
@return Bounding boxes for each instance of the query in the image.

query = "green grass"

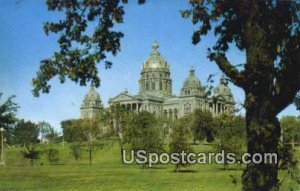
[0,140,298,191]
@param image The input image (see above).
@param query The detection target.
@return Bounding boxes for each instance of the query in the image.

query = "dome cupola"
[180,67,204,96]
[139,41,172,97]
[142,41,169,70]
[83,85,101,105]
[80,84,103,118]
[214,75,234,103]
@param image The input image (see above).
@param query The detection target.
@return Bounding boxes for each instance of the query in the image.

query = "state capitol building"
[80,41,235,119]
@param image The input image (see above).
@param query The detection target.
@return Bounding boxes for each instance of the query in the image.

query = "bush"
[47,147,60,165]
[20,146,41,166]
[70,143,82,161]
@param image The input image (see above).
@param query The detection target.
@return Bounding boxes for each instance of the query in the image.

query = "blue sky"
[0,0,298,131]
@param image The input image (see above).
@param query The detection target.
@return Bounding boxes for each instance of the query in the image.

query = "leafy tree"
[47,146,60,165]
[277,141,299,189]
[61,119,89,142]
[214,114,246,170]
[20,146,41,166]
[70,143,83,161]
[62,110,109,143]
[82,140,104,165]
[81,109,111,140]
[32,0,145,97]
[69,141,104,165]
[123,111,164,158]
[280,116,300,148]
[14,119,39,146]
[45,128,60,143]
[37,121,52,143]
[157,115,174,145]
[190,109,215,144]
[169,117,193,172]
[0,92,19,143]
[183,1,300,190]
[109,104,132,142]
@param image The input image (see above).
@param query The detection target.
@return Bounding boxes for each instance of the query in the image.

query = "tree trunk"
[89,149,92,165]
[242,96,281,191]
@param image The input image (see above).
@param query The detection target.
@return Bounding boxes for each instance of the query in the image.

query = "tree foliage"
[81,140,104,165]
[169,117,193,172]
[0,92,19,143]
[183,1,300,106]
[20,146,41,166]
[280,116,300,146]
[70,143,83,161]
[0,92,18,126]
[122,111,164,154]
[190,109,215,143]
[47,146,60,165]
[38,121,52,143]
[214,114,246,169]
[62,110,109,142]
[108,104,132,142]
[61,119,90,142]
[32,0,145,96]
[13,119,39,146]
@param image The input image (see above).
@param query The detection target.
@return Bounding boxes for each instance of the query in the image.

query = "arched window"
[151,82,155,90]
[159,81,162,90]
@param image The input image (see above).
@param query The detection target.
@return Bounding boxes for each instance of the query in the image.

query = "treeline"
[61,107,299,171]
[59,108,247,169]
[1,91,299,171]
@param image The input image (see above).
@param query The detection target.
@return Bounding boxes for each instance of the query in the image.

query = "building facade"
[107,41,235,119]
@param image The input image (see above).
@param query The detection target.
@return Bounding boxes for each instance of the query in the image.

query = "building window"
[151,82,155,90]
[159,81,162,90]
[146,82,149,91]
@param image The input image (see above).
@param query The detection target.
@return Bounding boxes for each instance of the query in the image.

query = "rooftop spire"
[220,74,227,85]
[189,66,195,76]
[151,40,160,55]
[90,82,95,90]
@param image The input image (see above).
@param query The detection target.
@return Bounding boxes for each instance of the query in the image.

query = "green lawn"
[0,140,298,191]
